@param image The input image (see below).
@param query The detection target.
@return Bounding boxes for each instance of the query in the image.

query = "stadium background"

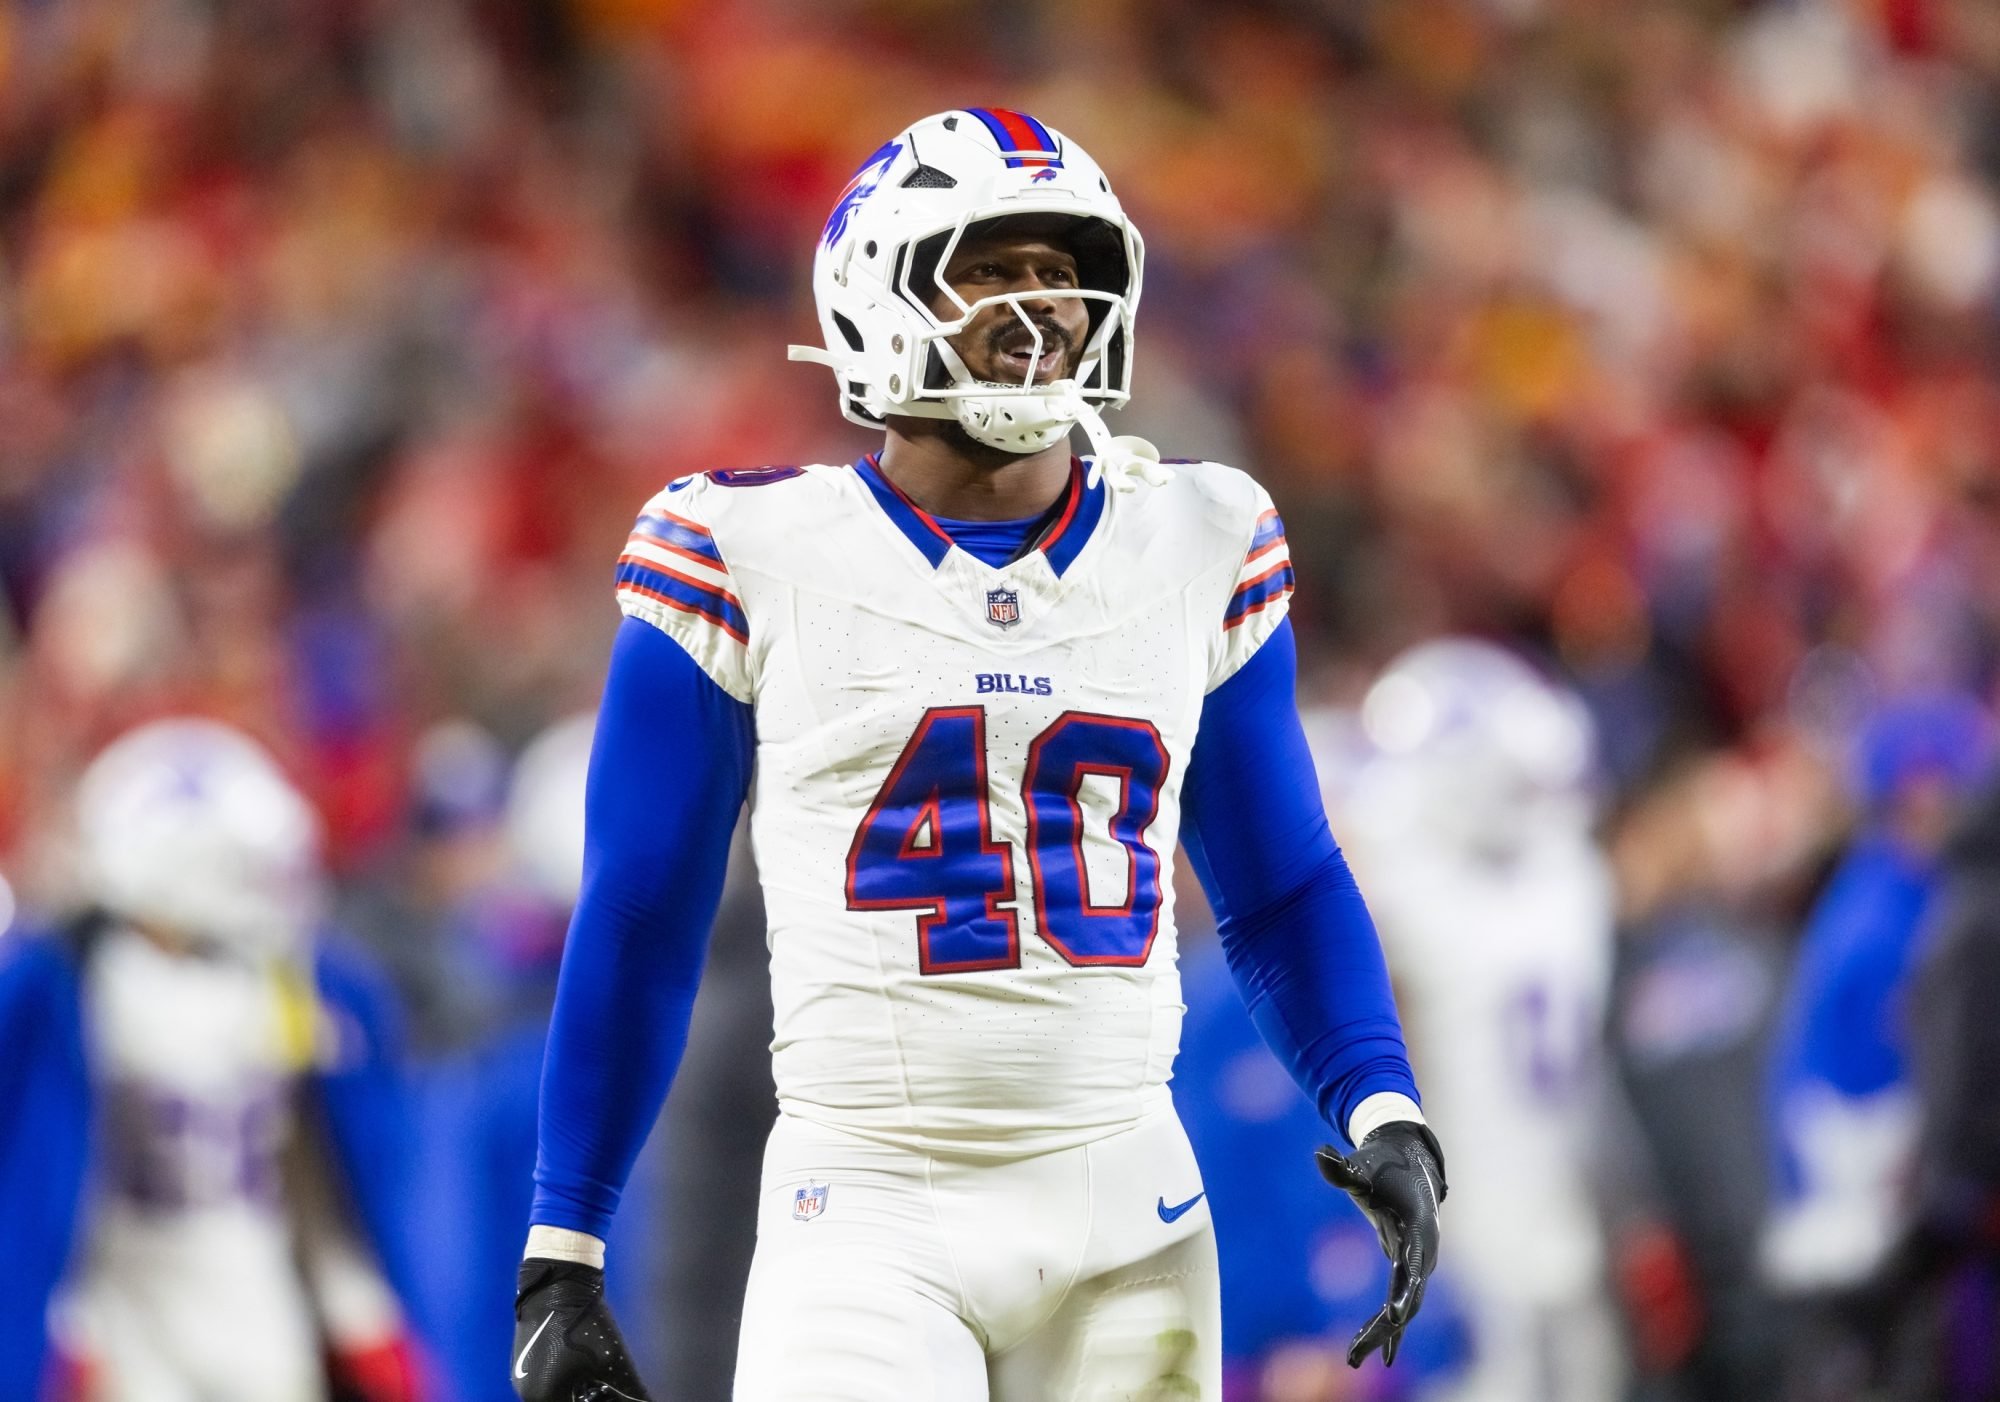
[4,0,2000,1398]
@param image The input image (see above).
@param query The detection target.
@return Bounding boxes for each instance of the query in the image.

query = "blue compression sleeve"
[530,618,754,1237]
[1180,618,1419,1145]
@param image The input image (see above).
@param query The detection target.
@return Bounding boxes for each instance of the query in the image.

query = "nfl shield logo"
[986,587,1021,629]
[792,1182,829,1222]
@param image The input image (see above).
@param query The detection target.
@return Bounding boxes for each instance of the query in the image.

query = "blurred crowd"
[3,0,2000,1397]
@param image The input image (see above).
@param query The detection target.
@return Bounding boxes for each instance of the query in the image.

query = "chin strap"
[786,345,845,369]
[1069,391,1170,493]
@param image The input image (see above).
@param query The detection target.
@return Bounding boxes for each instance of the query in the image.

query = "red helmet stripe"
[964,108,1062,168]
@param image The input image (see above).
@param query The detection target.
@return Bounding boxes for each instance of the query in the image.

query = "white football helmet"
[1352,639,1598,859]
[789,108,1145,458]
[76,718,324,959]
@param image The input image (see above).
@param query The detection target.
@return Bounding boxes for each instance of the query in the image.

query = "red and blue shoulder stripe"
[1245,509,1285,564]
[615,559,748,645]
[631,510,726,569]
[1225,509,1293,630]
[617,509,748,644]
[1225,560,1295,629]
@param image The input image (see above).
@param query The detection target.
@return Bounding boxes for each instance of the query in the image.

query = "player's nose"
[1009,283,1079,338]
[1005,284,1056,318]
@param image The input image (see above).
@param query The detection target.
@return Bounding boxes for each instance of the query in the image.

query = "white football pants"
[735,1103,1221,1401]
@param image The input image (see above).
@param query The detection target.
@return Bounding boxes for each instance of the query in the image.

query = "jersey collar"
[854,453,1105,577]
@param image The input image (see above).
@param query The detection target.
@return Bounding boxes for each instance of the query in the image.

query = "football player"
[0,719,422,1402]
[1762,694,1992,1392]
[511,110,1444,1402]
[1330,642,1623,1402]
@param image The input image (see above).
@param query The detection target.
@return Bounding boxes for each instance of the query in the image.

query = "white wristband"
[1346,1092,1426,1149]
[524,1225,606,1270]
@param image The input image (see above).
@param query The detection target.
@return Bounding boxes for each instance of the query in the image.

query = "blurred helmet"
[76,719,323,959]
[788,109,1145,456]
[505,713,594,911]
[410,717,509,838]
[1353,638,1597,857]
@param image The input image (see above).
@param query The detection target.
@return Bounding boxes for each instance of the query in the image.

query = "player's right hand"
[512,1259,653,1401]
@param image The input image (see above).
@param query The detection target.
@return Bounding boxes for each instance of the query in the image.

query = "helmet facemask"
[895,211,1136,453]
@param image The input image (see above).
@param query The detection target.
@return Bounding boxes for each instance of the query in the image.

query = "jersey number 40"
[845,706,1168,974]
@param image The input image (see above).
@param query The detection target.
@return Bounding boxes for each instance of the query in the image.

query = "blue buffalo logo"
[822,141,902,248]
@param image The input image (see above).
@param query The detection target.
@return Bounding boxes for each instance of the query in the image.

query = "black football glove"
[512,1259,653,1402]
[1315,1121,1446,1369]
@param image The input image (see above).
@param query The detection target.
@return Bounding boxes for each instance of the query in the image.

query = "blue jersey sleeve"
[0,936,91,1399]
[1180,618,1420,1144]
[530,617,755,1237]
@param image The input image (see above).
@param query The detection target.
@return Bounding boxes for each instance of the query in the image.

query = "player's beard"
[919,314,1086,461]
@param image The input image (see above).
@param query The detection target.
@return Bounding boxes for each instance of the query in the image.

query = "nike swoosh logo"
[1157,1192,1206,1223]
[514,1312,555,1380]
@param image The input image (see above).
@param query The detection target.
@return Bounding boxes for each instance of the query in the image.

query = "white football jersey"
[58,927,327,1401]
[616,454,1292,1157]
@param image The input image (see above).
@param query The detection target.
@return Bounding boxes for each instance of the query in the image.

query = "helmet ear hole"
[831,312,865,352]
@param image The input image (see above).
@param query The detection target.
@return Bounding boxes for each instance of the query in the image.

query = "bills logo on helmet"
[822,141,902,248]
[986,587,1021,629]
[792,1182,829,1221]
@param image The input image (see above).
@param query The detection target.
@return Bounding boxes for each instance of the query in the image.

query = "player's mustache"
[989,317,1074,362]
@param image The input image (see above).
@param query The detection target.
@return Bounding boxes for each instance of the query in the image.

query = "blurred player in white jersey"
[0,720,420,1402]
[1328,641,1624,1402]
[512,110,1447,1402]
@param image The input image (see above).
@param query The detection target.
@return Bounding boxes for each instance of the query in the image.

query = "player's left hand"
[1315,1122,1446,1369]
[513,1259,653,1401]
